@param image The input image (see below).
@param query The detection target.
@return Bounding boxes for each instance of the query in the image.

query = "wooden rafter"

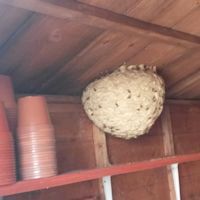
[1,0,200,47]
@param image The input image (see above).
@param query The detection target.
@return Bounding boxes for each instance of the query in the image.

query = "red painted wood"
[1,152,200,196]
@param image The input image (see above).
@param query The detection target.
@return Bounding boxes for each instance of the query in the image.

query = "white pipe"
[102,176,113,200]
[171,163,181,200]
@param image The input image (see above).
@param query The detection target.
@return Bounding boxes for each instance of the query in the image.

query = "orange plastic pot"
[18,96,51,128]
[0,75,17,132]
[0,102,16,185]
[17,96,57,180]
[0,75,16,108]
[0,102,10,132]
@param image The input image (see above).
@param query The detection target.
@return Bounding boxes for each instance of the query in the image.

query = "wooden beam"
[92,125,110,168]
[167,70,200,97]
[92,125,110,200]
[161,106,175,156]
[161,106,176,200]
[0,153,200,196]
[1,0,200,47]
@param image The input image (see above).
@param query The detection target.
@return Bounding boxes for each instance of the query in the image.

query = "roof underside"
[0,0,199,99]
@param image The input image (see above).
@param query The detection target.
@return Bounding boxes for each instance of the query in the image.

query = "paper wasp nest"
[82,64,165,139]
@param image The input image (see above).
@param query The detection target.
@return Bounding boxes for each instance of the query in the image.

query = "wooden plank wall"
[169,102,200,200]
[107,119,170,200]
[4,98,200,200]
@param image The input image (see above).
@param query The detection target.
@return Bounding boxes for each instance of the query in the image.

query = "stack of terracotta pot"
[17,96,57,180]
[0,75,19,180]
[0,75,17,133]
[0,75,57,183]
[0,102,16,185]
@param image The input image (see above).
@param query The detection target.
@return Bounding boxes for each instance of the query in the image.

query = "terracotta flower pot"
[0,75,17,133]
[0,75,16,108]
[17,124,54,138]
[0,102,10,132]
[0,102,16,185]
[18,96,51,128]
[17,96,57,180]
[18,133,57,180]
[6,108,17,133]
[18,142,57,179]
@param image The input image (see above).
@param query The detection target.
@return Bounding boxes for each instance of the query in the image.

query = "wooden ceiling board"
[168,79,200,99]
[160,49,200,88]
[0,4,32,47]
[49,40,190,95]
[152,0,200,27]
[14,22,102,92]
[58,0,200,47]
[127,41,187,66]
[0,14,46,74]
[80,0,200,35]
[177,81,200,99]
[0,14,39,73]
[174,7,200,36]
[125,0,173,21]
[37,30,130,93]
[79,0,141,14]
[82,0,174,23]
[79,0,173,21]
[46,33,151,94]
[74,42,187,94]
[0,14,102,93]
[37,31,143,92]
[2,0,200,48]
[167,70,200,98]
[76,36,151,85]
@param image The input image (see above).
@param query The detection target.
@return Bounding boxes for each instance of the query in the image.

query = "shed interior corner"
[0,0,199,199]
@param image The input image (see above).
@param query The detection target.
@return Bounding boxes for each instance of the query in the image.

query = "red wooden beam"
[1,152,200,196]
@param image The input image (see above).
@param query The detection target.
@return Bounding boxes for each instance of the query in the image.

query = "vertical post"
[92,125,110,168]
[92,125,112,200]
[161,105,180,200]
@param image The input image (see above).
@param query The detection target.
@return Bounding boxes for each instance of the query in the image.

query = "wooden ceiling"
[0,0,199,99]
